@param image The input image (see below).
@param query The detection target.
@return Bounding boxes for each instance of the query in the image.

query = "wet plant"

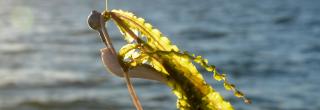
[88,1,250,110]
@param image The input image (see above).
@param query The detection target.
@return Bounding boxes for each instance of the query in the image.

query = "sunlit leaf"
[106,10,251,110]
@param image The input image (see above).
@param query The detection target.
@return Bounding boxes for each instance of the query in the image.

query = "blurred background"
[0,0,319,110]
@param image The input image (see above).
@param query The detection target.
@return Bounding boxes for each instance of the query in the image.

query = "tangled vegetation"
[88,8,250,110]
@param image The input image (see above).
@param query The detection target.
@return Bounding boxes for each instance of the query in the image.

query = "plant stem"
[124,71,143,110]
[104,1,143,109]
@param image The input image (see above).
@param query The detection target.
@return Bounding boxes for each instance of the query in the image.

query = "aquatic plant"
[88,1,250,110]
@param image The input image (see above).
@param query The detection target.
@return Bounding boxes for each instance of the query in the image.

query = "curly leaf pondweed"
[88,1,250,110]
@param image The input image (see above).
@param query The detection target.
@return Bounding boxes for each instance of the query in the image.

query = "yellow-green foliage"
[103,9,250,110]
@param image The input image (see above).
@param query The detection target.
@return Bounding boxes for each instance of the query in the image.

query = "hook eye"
[87,10,102,31]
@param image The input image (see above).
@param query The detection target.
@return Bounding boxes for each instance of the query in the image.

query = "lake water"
[0,0,319,110]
